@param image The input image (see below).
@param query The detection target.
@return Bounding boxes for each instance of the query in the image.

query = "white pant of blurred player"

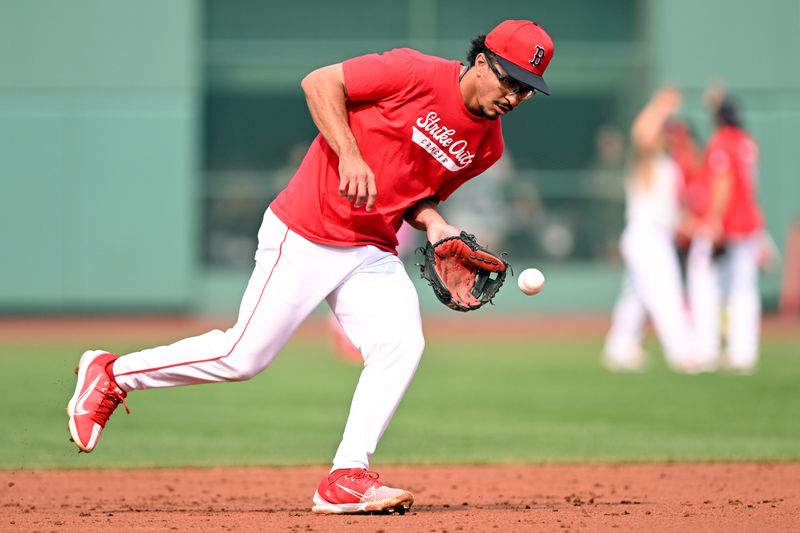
[604,223,694,371]
[687,234,761,372]
[112,209,424,470]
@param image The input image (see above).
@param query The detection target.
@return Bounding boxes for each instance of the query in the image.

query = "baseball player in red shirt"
[686,96,764,373]
[66,20,555,514]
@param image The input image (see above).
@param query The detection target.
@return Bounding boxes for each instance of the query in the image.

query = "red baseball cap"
[485,20,554,95]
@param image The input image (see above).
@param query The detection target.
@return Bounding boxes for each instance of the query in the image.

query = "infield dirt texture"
[1,315,798,531]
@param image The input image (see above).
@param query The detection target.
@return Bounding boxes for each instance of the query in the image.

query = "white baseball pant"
[112,208,425,470]
[605,223,693,370]
[687,234,761,371]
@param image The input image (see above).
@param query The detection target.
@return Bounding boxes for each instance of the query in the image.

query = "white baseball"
[518,268,545,296]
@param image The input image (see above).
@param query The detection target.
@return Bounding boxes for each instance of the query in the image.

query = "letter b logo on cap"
[529,45,546,67]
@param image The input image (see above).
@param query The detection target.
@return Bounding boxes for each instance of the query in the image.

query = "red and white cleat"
[66,350,129,452]
[312,468,414,514]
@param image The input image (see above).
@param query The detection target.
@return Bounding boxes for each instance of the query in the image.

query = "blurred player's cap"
[717,98,742,128]
[485,20,554,95]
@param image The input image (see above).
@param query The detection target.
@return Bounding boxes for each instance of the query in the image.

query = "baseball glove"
[418,232,510,312]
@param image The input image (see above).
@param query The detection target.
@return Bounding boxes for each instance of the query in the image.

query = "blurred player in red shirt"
[687,93,764,373]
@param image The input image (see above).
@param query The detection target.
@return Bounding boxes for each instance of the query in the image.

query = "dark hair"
[466,34,490,66]
[717,98,743,129]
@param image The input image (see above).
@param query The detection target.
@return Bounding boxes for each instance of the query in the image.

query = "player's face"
[477,53,536,120]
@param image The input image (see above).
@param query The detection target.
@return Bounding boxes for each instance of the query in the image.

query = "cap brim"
[495,56,550,96]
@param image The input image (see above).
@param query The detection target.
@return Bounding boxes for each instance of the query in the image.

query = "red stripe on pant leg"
[115,228,290,378]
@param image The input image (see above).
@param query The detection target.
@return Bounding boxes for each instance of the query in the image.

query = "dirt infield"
[2,463,798,532]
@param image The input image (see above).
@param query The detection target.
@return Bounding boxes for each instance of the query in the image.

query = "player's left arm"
[404,198,460,243]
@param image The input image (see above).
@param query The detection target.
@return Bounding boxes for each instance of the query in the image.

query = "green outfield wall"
[0,0,796,314]
[0,0,200,311]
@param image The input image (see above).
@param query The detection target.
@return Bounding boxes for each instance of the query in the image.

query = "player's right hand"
[338,154,377,211]
[653,86,682,114]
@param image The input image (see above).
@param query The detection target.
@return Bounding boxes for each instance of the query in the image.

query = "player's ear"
[474,52,488,72]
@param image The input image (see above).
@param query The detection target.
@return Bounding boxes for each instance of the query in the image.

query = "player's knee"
[401,334,424,368]
[217,347,272,382]
[397,325,425,350]
[223,365,262,382]
[372,328,425,368]
[408,332,425,361]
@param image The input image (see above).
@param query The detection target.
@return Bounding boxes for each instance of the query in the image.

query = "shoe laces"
[90,382,130,427]
[342,469,381,486]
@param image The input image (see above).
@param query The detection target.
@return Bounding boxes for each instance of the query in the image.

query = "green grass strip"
[2,338,798,469]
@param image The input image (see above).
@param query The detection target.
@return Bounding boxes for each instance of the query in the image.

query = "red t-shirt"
[270,48,504,253]
[699,125,762,237]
